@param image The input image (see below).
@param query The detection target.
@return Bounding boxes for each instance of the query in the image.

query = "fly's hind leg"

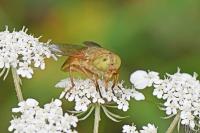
[65,64,82,91]
[69,66,75,90]
[61,60,75,91]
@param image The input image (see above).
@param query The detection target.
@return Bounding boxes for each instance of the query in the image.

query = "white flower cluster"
[131,69,200,129]
[9,98,78,133]
[55,78,145,112]
[122,123,157,133]
[0,26,57,79]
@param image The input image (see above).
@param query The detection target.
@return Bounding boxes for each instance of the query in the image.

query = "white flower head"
[122,124,139,133]
[155,70,200,129]
[9,98,78,133]
[55,78,145,112]
[122,123,157,133]
[130,70,160,89]
[0,26,57,79]
[140,124,157,133]
[133,68,200,129]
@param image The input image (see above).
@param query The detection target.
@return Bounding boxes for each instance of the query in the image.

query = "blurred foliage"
[0,0,200,133]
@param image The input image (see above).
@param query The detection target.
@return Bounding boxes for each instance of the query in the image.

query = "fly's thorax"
[83,47,105,58]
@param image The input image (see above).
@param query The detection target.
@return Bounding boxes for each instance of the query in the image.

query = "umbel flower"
[56,78,145,112]
[56,78,145,133]
[9,98,78,133]
[0,26,57,79]
[131,69,200,131]
[122,123,157,133]
[0,26,57,102]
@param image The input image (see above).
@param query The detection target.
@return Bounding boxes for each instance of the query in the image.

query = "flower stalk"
[11,68,23,102]
[166,112,180,133]
[93,104,101,133]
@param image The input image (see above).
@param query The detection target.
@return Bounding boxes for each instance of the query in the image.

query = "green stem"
[93,104,101,133]
[166,112,181,133]
[11,68,23,102]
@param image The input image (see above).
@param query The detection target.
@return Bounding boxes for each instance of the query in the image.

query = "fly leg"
[115,73,123,91]
[110,73,119,94]
[80,67,103,98]
[104,77,115,97]
[66,65,85,91]
[94,76,103,98]
[81,68,99,91]
[111,73,119,89]
[105,79,110,91]
[68,65,75,91]
[81,67,103,98]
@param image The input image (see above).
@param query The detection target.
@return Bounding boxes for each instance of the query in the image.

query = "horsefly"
[51,41,121,92]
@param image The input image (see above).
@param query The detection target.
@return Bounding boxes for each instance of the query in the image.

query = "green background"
[0,0,200,133]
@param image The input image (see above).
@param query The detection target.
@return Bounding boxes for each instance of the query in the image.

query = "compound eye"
[103,58,107,62]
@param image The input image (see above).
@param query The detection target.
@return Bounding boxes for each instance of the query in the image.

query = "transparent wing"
[50,44,86,56]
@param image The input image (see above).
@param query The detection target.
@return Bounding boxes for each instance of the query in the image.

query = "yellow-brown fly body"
[51,41,121,89]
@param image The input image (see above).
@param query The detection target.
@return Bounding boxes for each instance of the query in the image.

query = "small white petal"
[134,92,145,101]
[130,70,149,89]
[54,99,62,106]
[0,61,4,68]
[26,98,39,107]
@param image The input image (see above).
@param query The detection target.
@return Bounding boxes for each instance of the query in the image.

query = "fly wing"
[83,41,102,47]
[50,44,86,56]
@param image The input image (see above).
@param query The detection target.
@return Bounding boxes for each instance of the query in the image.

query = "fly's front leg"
[94,75,99,89]
[82,68,102,97]
[111,72,119,89]
[105,79,109,90]
[114,73,122,90]
[78,67,103,98]
[94,75,103,98]
[104,77,116,97]
[109,72,119,94]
